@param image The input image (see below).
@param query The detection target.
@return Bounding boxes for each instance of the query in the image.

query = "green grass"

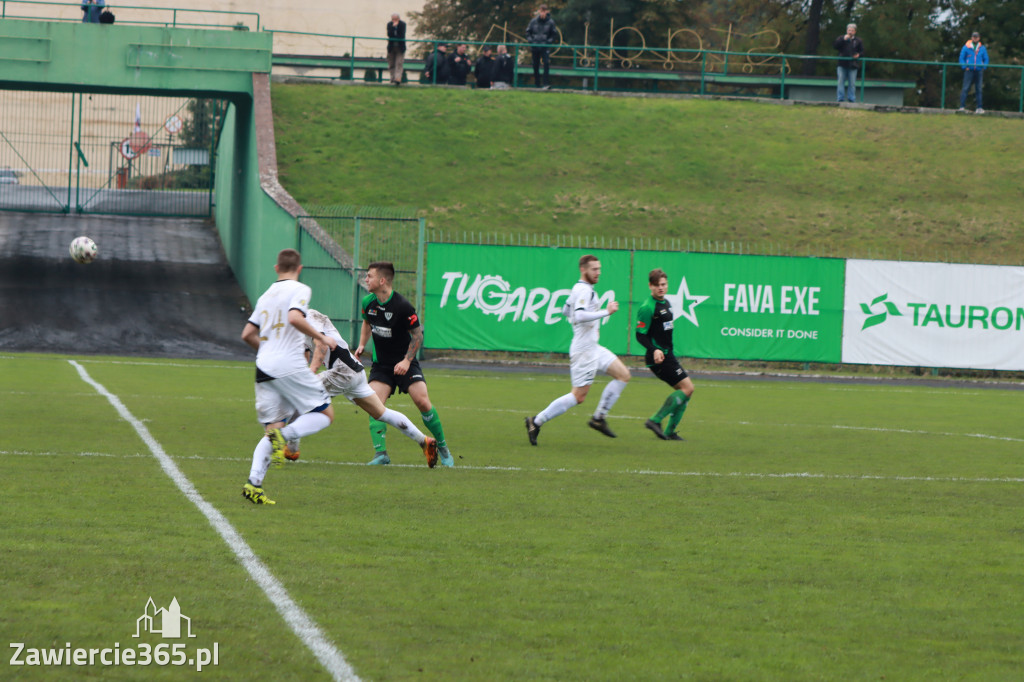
[272,84,1024,265]
[4,352,1024,680]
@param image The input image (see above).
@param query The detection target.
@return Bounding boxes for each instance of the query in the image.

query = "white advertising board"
[842,260,1024,370]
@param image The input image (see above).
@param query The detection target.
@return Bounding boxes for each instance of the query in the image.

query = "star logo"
[665,277,709,327]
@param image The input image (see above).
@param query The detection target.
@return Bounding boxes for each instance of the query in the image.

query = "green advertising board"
[631,252,845,362]
[424,244,632,354]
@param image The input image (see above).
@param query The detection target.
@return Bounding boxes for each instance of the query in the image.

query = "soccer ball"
[69,236,98,264]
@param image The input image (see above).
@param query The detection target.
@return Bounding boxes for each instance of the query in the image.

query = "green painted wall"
[0,19,270,97]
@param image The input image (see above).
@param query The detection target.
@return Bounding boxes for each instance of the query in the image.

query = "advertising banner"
[842,260,1024,370]
[631,252,845,362]
[424,244,632,354]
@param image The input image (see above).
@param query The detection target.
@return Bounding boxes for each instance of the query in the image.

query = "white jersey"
[568,279,603,355]
[248,279,313,377]
[303,309,349,362]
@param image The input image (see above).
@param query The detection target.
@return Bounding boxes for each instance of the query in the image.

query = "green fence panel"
[631,252,845,363]
[425,243,631,354]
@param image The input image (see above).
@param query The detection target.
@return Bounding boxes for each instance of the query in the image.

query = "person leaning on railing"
[386,13,407,86]
[422,43,449,84]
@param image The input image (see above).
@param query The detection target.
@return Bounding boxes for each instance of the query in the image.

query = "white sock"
[281,411,331,440]
[248,436,273,487]
[379,407,427,444]
[594,379,627,420]
[535,393,578,425]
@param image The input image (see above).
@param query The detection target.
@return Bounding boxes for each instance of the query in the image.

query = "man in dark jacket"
[474,46,497,89]
[526,4,557,88]
[386,13,407,85]
[422,43,450,84]
[833,23,864,103]
[493,44,515,88]
[448,44,472,86]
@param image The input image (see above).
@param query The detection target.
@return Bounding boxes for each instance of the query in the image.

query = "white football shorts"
[569,345,617,387]
[254,370,331,425]
[319,360,375,401]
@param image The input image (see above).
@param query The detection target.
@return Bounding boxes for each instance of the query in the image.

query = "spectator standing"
[386,13,407,86]
[493,44,515,89]
[958,32,988,113]
[474,46,496,89]
[422,43,450,84]
[526,4,558,89]
[448,44,472,86]
[81,0,104,23]
[833,23,864,103]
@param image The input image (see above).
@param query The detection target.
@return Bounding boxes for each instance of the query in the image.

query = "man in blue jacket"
[959,32,989,113]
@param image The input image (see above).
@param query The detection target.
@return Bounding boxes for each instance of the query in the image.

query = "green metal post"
[351,217,362,344]
[700,52,706,95]
[1019,67,1023,113]
[780,57,787,100]
[415,217,426,359]
[593,49,599,92]
[940,65,946,109]
[350,38,356,81]
[71,92,80,213]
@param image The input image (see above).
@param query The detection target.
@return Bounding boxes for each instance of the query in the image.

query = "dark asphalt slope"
[0,212,252,360]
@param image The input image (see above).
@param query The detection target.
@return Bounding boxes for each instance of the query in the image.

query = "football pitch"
[4,352,1024,681]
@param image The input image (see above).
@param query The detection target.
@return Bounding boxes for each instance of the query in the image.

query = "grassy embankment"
[272,83,1023,265]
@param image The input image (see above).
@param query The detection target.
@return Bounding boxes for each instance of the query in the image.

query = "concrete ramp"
[0,213,252,360]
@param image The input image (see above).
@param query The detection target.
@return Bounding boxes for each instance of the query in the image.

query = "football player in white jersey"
[524,254,631,445]
[240,249,338,505]
[283,309,439,467]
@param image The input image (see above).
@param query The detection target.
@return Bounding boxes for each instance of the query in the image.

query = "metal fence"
[0,90,222,216]
[269,32,1024,113]
[0,0,260,30]
[296,208,423,343]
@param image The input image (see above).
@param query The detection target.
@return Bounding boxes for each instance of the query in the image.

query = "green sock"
[420,407,447,448]
[368,415,387,453]
[652,390,684,422]
[665,393,690,435]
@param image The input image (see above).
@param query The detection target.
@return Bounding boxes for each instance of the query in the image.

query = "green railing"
[269,32,1024,113]
[0,0,259,31]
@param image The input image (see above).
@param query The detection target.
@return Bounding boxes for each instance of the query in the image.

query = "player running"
[524,254,630,445]
[241,249,337,505]
[635,268,694,440]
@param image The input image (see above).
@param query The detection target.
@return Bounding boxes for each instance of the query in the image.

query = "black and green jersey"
[635,296,674,362]
[361,290,419,366]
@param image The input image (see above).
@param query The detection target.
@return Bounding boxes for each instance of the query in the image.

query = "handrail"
[267,31,1024,112]
[0,0,259,31]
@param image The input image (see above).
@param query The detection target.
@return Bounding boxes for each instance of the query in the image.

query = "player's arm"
[241,321,261,350]
[354,319,372,360]
[574,303,618,323]
[309,339,328,372]
[393,324,423,376]
[288,309,337,350]
[635,306,663,362]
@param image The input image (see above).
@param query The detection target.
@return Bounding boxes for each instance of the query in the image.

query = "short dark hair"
[277,248,301,273]
[648,268,667,285]
[367,261,395,281]
[579,254,598,269]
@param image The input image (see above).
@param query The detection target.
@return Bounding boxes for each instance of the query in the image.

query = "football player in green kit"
[354,261,454,467]
[635,268,695,441]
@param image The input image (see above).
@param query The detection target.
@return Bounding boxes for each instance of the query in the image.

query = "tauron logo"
[860,293,902,330]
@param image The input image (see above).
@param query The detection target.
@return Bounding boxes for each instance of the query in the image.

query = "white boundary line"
[11,444,1024,486]
[69,360,360,682]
